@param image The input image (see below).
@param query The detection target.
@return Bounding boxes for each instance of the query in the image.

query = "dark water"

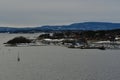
[0,34,120,80]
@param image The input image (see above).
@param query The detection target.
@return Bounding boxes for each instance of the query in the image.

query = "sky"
[0,0,120,27]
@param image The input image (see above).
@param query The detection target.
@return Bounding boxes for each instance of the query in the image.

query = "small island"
[4,36,32,46]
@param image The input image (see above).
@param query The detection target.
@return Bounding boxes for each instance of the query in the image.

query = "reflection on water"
[0,33,120,80]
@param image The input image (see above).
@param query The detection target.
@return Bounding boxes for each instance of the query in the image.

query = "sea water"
[0,33,120,80]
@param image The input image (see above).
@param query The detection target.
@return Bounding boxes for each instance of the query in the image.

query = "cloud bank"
[0,0,120,27]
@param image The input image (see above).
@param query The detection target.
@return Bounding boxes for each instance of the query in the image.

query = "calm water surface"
[0,33,120,80]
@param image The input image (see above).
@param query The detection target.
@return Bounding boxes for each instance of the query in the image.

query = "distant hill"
[0,22,120,33]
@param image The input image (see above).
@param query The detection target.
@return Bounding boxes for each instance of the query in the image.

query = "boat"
[98,46,106,50]
[17,52,20,62]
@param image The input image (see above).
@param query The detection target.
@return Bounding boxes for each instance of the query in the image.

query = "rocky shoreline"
[4,30,120,50]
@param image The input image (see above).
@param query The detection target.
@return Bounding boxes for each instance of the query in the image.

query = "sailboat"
[17,52,20,62]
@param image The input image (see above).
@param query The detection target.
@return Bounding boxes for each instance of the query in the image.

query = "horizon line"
[0,21,120,28]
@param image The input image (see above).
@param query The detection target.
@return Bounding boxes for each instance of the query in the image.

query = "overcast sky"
[0,0,120,27]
